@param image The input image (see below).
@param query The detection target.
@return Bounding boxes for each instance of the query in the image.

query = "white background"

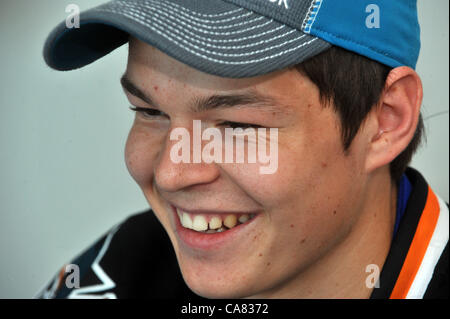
[0,0,448,298]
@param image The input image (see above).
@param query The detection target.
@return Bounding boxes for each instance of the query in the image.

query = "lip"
[170,205,261,251]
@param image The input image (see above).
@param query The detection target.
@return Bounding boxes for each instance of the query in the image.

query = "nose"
[154,123,221,192]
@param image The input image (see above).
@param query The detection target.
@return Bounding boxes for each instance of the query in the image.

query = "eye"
[129,106,168,119]
[218,121,263,129]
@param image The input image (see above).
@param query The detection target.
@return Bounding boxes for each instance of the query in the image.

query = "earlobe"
[365,67,423,173]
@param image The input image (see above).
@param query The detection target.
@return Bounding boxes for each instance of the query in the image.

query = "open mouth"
[175,207,257,234]
[170,204,261,250]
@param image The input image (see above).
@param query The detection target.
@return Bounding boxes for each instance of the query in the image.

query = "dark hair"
[295,46,424,181]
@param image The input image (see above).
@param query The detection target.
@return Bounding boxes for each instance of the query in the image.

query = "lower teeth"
[203,226,227,234]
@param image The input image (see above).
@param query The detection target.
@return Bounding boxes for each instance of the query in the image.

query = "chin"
[180,267,257,299]
[187,282,251,299]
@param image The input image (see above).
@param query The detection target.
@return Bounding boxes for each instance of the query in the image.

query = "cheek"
[276,140,365,257]
[124,126,161,186]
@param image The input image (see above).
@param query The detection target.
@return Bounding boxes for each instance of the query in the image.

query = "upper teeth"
[192,215,208,231]
[209,216,222,230]
[176,208,254,232]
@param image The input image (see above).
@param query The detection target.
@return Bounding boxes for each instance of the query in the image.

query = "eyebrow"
[121,74,155,105]
[190,91,286,114]
[120,74,289,114]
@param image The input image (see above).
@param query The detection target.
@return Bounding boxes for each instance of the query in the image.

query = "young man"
[37,0,448,299]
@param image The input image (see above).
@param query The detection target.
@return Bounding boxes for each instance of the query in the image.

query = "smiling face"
[123,38,374,298]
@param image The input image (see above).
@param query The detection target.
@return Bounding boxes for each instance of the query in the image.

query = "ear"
[365,66,423,173]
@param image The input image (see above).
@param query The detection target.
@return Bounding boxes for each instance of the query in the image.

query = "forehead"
[127,37,272,90]
[126,37,317,113]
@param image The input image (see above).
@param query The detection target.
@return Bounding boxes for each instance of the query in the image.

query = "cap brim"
[44,0,331,78]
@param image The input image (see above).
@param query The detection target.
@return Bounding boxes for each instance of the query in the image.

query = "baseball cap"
[43,0,421,78]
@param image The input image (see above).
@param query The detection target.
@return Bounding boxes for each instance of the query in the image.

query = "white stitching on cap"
[124,2,287,43]
[121,0,253,24]
[112,2,268,35]
[120,4,298,49]
[98,9,316,65]
[96,7,316,64]
[125,3,297,48]
[104,4,287,43]
[101,7,305,57]
[176,28,298,50]
[100,4,275,36]
[114,1,265,30]
[179,24,286,43]
[114,0,245,18]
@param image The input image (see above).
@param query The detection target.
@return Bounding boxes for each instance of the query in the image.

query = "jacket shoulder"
[34,209,164,298]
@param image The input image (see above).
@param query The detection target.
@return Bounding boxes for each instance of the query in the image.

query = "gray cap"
[44,0,331,78]
[44,0,421,78]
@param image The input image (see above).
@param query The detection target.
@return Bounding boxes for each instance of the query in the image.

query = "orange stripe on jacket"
[389,186,440,299]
